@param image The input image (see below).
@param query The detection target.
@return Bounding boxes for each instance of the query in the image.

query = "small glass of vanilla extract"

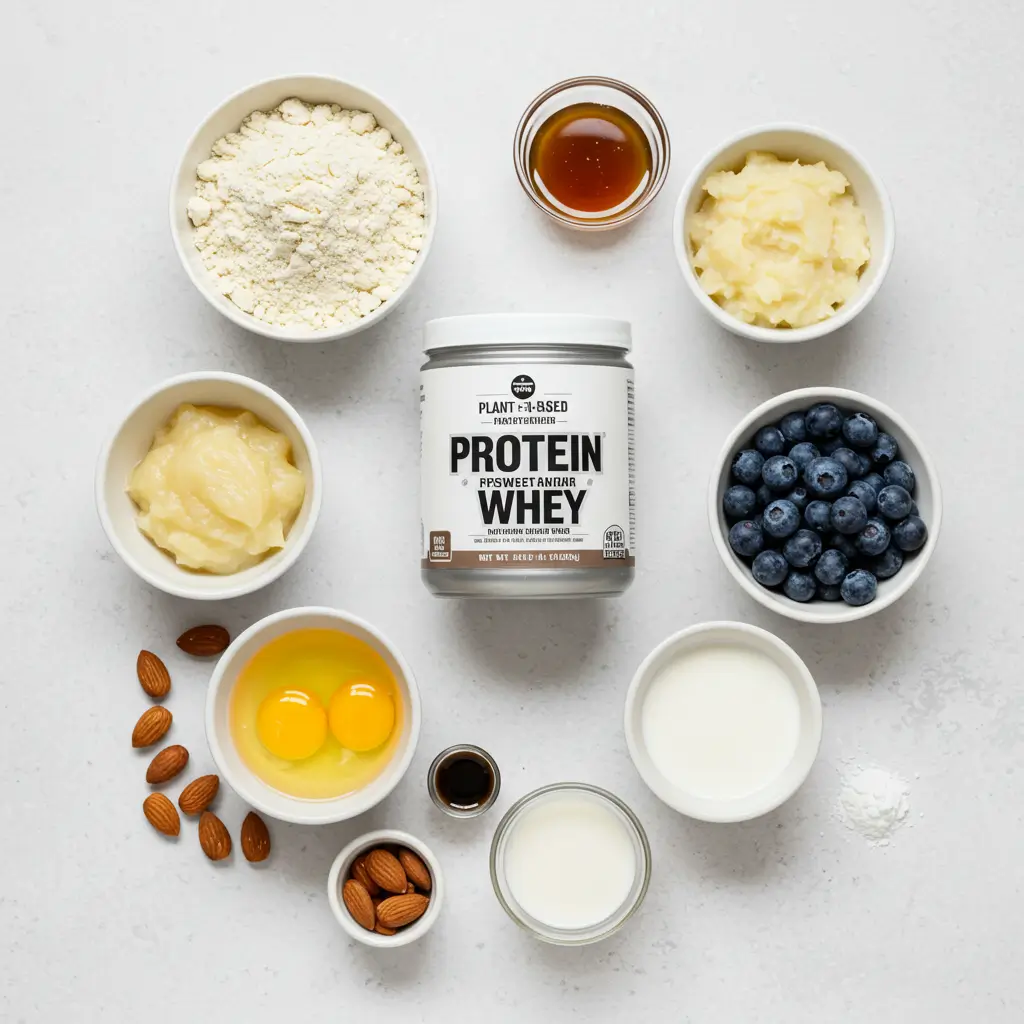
[514,76,670,230]
[428,744,501,818]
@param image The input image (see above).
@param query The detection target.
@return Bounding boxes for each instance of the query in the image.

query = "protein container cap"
[424,314,632,353]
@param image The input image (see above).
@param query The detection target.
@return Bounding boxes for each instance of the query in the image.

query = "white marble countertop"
[3,1,1022,1020]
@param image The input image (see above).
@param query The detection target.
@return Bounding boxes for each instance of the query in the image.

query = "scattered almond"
[177,624,230,657]
[399,848,432,891]
[374,922,397,935]
[137,650,171,699]
[143,793,180,836]
[351,857,380,896]
[364,848,407,894]
[178,774,219,816]
[376,893,429,929]
[406,882,416,894]
[146,744,189,784]
[132,706,172,748]
[240,811,271,862]
[343,879,376,931]
[198,811,232,861]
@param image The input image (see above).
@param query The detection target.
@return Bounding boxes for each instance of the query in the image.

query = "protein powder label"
[420,364,635,570]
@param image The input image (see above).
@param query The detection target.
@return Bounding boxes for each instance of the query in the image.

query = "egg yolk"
[256,688,327,761]
[328,681,395,753]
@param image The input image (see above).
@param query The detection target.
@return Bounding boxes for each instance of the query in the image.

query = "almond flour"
[189,97,425,330]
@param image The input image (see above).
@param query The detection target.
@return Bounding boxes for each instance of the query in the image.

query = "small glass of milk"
[489,783,651,945]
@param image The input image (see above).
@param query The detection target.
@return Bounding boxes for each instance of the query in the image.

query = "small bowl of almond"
[327,830,443,947]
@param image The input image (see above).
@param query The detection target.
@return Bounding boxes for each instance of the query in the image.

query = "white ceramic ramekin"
[96,371,321,600]
[328,830,443,948]
[170,74,437,343]
[624,621,822,823]
[709,387,941,624]
[205,607,421,825]
[674,123,894,343]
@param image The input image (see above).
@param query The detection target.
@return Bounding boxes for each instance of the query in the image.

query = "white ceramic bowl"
[328,830,443,948]
[206,607,421,825]
[709,387,942,624]
[96,371,321,600]
[674,123,894,343]
[170,74,437,343]
[624,621,822,823]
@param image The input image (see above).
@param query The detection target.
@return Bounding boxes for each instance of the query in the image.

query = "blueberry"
[762,455,799,492]
[819,436,846,456]
[892,515,928,552]
[783,571,817,602]
[762,499,802,538]
[870,545,904,579]
[862,472,885,495]
[731,449,765,487]
[841,569,878,606]
[723,485,758,520]
[856,517,891,556]
[877,485,913,521]
[910,500,919,515]
[817,582,843,601]
[805,403,844,439]
[854,452,873,477]
[788,442,820,472]
[754,426,787,457]
[755,483,774,510]
[728,519,765,558]
[783,529,822,568]
[847,479,878,515]
[804,500,833,534]
[828,532,859,562]
[815,548,849,586]
[804,457,849,498]
[786,486,809,511]
[883,460,916,493]
[830,495,869,535]
[842,411,879,449]
[752,549,789,587]
[779,411,807,444]
[871,433,899,467]
[831,447,863,479]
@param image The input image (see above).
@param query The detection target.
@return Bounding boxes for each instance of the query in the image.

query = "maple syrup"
[528,102,653,219]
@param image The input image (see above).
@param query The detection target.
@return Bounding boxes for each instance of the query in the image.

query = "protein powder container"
[420,314,635,598]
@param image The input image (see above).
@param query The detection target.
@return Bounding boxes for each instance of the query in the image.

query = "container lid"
[424,314,631,353]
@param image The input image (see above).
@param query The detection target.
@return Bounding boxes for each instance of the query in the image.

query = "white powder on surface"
[835,763,911,847]
[189,97,426,331]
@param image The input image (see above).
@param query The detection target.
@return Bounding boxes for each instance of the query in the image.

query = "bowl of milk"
[624,622,822,823]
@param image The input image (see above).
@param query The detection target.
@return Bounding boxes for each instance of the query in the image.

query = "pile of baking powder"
[189,97,426,330]
[834,762,911,847]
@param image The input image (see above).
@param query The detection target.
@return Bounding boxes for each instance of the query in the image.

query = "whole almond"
[364,848,407,893]
[198,811,232,861]
[178,774,219,815]
[146,744,189,784]
[132,706,172,748]
[342,879,375,931]
[376,893,429,929]
[399,848,432,891]
[143,793,180,837]
[137,650,171,698]
[351,857,380,896]
[374,922,397,936]
[177,624,230,657]
[240,811,271,862]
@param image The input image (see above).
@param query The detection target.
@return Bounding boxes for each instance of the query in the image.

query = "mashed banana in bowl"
[128,404,305,574]
[689,152,870,329]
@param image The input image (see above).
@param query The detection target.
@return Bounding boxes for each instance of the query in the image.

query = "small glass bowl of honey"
[514,76,670,231]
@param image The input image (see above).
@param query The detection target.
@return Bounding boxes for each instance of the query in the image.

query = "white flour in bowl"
[189,97,426,331]
[834,762,911,847]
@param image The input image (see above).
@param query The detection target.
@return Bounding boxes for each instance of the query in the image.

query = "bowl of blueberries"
[708,387,941,623]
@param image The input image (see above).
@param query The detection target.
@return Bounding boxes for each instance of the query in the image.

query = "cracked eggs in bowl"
[206,607,421,824]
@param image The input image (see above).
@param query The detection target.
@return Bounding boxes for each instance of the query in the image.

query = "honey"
[528,102,652,219]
